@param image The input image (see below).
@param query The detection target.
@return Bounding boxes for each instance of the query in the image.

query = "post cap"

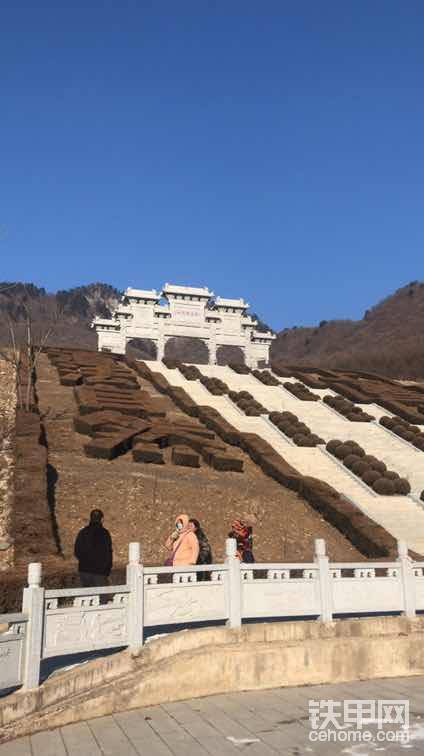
[27,562,42,587]
[225,538,237,557]
[128,542,141,563]
[397,540,408,558]
[314,538,326,557]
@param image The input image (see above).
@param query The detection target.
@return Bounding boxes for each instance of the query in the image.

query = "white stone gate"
[92,283,275,367]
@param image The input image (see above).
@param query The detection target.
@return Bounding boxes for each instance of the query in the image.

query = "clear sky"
[2,2,424,329]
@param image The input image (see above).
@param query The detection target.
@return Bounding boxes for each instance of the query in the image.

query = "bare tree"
[0,288,62,411]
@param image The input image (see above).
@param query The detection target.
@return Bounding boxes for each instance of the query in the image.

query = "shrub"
[353,448,366,459]
[348,442,365,456]
[283,424,298,438]
[296,423,310,434]
[343,454,361,470]
[281,411,298,422]
[384,470,400,480]
[245,406,262,416]
[371,460,387,474]
[334,443,354,460]
[309,434,325,445]
[421,490,424,502]
[394,478,411,495]
[361,469,381,486]
[326,439,343,454]
[372,478,396,495]
[393,424,406,436]
[269,411,284,424]
[413,437,424,451]
[293,433,309,446]
[351,460,370,477]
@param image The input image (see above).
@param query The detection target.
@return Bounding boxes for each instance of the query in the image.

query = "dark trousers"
[79,571,109,588]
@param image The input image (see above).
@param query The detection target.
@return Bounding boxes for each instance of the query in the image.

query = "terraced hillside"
[151,361,424,555]
[8,347,424,612]
[22,349,367,576]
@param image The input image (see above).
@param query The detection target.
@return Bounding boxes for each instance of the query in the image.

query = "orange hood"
[175,513,190,530]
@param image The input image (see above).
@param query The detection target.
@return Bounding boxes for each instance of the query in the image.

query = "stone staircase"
[146,361,424,554]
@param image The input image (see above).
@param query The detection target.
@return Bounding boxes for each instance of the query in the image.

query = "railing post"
[22,562,44,689]
[126,542,144,650]
[397,540,416,618]
[225,538,241,628]
[314,539,332,622]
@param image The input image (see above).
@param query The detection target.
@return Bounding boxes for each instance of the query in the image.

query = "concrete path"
[2,676,424,755]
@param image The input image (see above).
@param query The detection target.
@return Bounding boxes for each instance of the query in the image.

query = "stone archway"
[217,345,246,366]
[164,337,209,365]
[126,338,157,360]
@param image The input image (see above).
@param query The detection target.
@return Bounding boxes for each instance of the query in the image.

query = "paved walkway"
[2,676,424,755]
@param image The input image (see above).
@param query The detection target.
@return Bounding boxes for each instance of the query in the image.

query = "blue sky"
[2,2,424,329]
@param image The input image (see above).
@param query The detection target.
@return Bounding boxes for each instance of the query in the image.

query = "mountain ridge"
[1,280,423,376]
[271,280,424,378]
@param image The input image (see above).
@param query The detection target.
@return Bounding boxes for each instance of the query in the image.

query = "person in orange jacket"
[165,513,200,566]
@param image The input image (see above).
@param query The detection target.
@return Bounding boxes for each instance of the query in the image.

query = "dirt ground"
[34,353,364,570]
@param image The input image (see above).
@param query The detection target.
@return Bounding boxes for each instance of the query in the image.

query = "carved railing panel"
[0,614,27,688]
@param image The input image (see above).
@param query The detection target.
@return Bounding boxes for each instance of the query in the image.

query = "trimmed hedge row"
[127,360,244,471]
[228,390,267,416]
[162,358,181,370]
[124,357,419,557]
[380,415,424,451]
[12,408,57,560]
[252,369,280,386]
[171,445,200,468]
[283,381,320,402]
[269,411,324,447]
[291,371,329,390]
[374,400,424,425]
[327,381,372,404]
[200,375,229,396]
[178,364,202,381]
[271,364,296,379]
[326,439,411,495]
[229,362,251,375]
[324,394,375,422]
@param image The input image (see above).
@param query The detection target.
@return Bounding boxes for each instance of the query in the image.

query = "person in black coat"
[74,509,113,587]
[189,518,212,581]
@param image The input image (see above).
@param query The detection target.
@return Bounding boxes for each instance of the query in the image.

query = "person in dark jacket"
[74,509,113,587]
[189,518,212,581]
[228,518,255,563]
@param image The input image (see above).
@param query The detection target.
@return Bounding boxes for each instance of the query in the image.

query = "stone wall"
[0,359,16,570]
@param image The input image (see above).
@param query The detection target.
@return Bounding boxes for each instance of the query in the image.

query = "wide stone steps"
[146,362,424,554]
[202,367,424,496]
